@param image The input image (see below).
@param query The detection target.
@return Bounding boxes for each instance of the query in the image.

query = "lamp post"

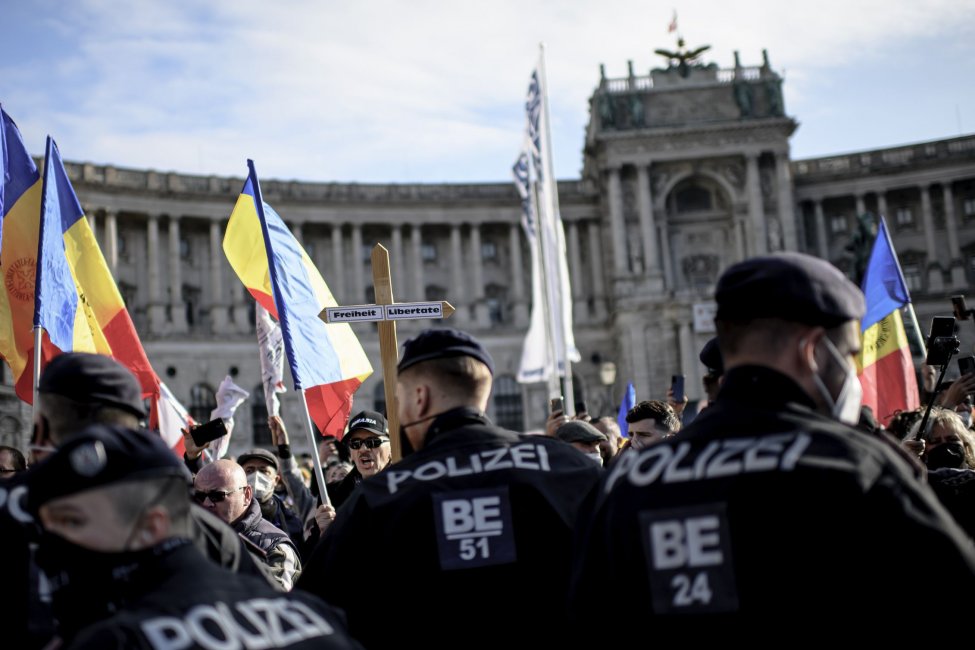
[599,361,617,417]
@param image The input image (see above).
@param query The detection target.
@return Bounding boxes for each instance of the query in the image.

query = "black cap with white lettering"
[347,410,388,437]
[715,252,865,328]
[397,327,495,375]
[27,424,188,513]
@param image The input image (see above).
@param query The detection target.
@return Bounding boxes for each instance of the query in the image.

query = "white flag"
[208,376,250,459]
[156,381,194,449]
[256,302,287,417]
[515,59,580,385]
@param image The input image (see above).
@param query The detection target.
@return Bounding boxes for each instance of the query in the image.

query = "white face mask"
[585,452,604,466]
[246,471,274,502]
[808,336,863,425]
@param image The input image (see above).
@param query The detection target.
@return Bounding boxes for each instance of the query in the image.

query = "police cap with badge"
[715,251,865,327]
[37,352,147,418]
[397,327,495,375]
[27,424,188,513]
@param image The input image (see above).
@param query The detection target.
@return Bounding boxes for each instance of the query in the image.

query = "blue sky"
[2,0,974,183]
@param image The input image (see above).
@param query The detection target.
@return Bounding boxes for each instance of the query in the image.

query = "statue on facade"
[598,93,616,129]
[629,92,646,128]
[654,38,711,78]
[765,78,784,117]
[734,81,753,118]
[845,212,877,285]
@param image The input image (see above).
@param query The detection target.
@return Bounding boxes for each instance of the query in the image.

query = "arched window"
[492,375,523,431]
[252,385,271,446]
[189,383,217,424]
[373,383,387,416]
[675,184,713,213]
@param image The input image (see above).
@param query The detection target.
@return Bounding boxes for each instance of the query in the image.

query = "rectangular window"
[830,215,847,234]
[903,264,923,292]
[482,241,498,261]
[421,243,437,262]
[964,198,975,217]
[895,208,913,227]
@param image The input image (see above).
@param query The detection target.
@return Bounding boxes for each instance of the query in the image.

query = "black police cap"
[555,421,607,444]
[38,352,145,418]
[27,424,188,513]
[699,337,724,375]
[715,252,865,328]
[347,410,389,436]
[397,328,495,375]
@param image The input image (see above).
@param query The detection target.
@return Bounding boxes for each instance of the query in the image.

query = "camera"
[925,316,960,366]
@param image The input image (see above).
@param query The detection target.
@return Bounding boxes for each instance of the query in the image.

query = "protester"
[194,459,301,590]
[555,420,607,466]
[237,447,305,547]
[569,252,975,639]
[27,424,362,649]
[911,407,975,470]
[297,328,601,649]
[326,410,392,509]
[0,445,26,477]
[620,400,681,454]
[592,416,622,465]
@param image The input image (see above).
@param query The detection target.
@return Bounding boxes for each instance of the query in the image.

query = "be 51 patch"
[433,487,516,570]
[639,503,738,614]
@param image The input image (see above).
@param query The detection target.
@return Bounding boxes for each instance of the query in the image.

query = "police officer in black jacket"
[27,424,362,650]
[568,252,975,640]
[297,328,601,649]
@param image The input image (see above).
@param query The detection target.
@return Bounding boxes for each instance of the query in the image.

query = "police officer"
[568,252,975,640]
[27,424,362,650]
[297,328,601,649]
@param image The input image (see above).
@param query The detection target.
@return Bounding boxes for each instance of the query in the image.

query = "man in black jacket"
[568,252,975,640]
[298,328,601,649]
[27,424,361,650]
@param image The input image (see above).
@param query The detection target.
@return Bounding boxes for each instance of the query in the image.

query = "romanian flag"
[0,125,159,402]
[223,161,372,438]
[0,107,43,401]
[857,217,919,425]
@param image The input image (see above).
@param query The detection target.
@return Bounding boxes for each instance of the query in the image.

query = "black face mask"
[926,442,968,470]
[35,531,185,638]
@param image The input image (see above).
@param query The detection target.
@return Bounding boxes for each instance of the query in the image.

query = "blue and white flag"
[617,382,636,439]
[514,56,579,385]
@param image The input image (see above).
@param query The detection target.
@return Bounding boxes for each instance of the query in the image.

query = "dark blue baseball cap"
[397,328,495,375]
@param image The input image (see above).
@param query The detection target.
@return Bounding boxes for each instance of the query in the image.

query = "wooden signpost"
[319,244,454,461]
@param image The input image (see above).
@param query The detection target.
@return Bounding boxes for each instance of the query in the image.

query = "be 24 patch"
[640,503,739,614]
[433,487,516,570]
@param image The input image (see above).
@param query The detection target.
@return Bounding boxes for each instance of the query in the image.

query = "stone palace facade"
[3,47,974,455]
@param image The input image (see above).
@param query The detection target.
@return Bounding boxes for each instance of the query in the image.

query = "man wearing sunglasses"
[325,410,391,510]
[194,459,301,591]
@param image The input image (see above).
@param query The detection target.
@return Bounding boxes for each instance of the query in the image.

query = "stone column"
[104,211,119,278]
[659,222,674,289]
[636,165,659,273]
[331,224,345,304]
[87,210,98,244]
[877,191,889,220]
[814,200,828,259]
[292,221,304,247]
[920,185,943,291]
[450,224,467,324]
[209,221,229,331]
[678,320,699,401]
[391,225,405,298]
[774,152,798,250]
[147,215,167,334]
[607,168,628,274]
[587,221,607,320]
[351,224,365,304]
[944,183,966,287]
[468,224,489,326]
[168,216,188,332]
[745,153,767,255]
[566,220,586,323]
[509,223,529,326]
[855,194,866,218]
[411,225,424,302]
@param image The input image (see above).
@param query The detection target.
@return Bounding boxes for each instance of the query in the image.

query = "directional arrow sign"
[321,305,386,323]
[384,301,455,321]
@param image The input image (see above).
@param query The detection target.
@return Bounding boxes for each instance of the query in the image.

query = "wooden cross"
[319,243,454,462]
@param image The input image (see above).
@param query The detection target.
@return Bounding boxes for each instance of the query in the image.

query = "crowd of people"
[4,250,975,647]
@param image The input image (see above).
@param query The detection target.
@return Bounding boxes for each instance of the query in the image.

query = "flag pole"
[904,303,928,360]
[299,390,332,508]
[538,42,575,415]
[32,327,42,416]
[531,180,561,403]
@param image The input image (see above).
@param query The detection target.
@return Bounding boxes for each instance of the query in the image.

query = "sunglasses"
[193,486,245,503]
[347,437,389,450]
